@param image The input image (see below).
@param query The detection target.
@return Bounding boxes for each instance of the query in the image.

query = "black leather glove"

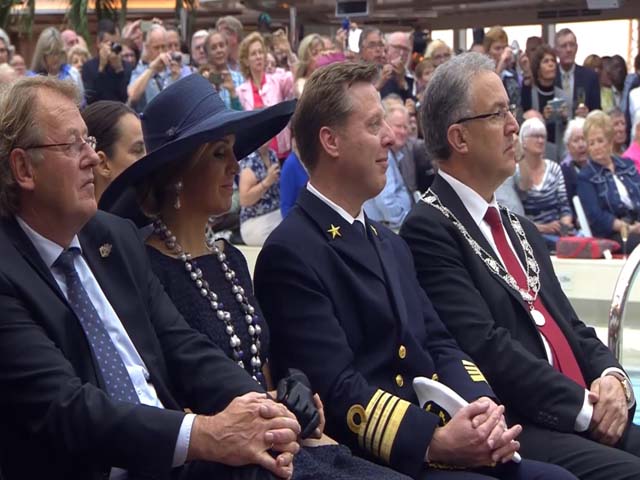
[276,369,321,439]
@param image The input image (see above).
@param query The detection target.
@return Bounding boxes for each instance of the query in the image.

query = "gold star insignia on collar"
[327,224,342,239]
[99,243,112,258]
[370,225,378,236]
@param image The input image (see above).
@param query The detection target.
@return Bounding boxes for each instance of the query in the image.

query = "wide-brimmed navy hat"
[99,74,295,219]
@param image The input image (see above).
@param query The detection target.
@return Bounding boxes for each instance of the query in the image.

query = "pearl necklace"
[152,218,264,384]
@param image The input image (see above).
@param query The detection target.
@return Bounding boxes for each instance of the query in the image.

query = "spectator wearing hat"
[101,74,409,480]
[0,74,302,480]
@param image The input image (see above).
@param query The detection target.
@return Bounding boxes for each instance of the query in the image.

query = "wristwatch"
[614,374,632,403]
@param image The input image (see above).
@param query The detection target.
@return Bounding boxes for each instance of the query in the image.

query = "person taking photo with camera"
[202,29,244,110]
[128,24,189,113]
[82,19,133,105]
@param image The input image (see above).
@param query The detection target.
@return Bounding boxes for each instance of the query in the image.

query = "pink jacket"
[237,70,294,158]
[623,142,640,173]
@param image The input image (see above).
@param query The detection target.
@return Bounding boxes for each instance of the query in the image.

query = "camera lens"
[171,52,182,63]
[111,42,122,54]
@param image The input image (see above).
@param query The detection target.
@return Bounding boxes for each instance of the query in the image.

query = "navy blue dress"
[147,242,408,480]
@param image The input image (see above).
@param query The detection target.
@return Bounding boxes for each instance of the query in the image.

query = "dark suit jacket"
[82,57,132,105]
[0,211,262,480]
[254,189,493,479]
[555,64,601,112]
[400,175,629,434]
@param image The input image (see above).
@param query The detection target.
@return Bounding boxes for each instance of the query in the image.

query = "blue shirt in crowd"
[280,151,308,218]
[363,149,413,230]
[128,61,191,113]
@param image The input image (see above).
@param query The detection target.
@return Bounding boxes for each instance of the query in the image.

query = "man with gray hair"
[0,76,300,480]
[190,29,208,69]
[380,31,414,101]
[255,61,576,480]
[128,25,189,113]
[401,52,640,479]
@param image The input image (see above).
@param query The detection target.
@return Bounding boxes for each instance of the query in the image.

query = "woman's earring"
[174,181,183,210]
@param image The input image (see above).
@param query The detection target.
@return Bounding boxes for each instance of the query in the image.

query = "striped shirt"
[516,160,572,224]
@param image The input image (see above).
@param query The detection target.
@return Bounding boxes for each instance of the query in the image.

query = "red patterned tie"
[484,207,586,388]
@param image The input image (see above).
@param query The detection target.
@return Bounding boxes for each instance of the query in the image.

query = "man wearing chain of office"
[400,52,640,480]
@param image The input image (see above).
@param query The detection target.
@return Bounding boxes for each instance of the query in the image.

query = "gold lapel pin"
[327,224,342,240]
[99,243,112,258]
[370,225,378,236]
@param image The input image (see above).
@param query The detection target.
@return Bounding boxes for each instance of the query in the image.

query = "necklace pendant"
[530,308,546,326]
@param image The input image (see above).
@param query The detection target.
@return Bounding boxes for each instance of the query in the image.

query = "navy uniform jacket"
[400,176,630,434]
[0,212,262,480]
[254,189,493,479]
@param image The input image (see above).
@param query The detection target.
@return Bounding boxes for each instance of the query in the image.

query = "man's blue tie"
[54,248,140,403]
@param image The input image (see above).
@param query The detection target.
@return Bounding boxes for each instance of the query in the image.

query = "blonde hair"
[295,34,323,80]
[583,109,614,144]
[67,44,90,65]
[483,26,508,52]
[31,27,66,73]
[424,39,451,60]
[238,31,266,79]
[0,76,80,216]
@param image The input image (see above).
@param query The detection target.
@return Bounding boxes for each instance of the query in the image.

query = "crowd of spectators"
[1,18,640,249]
[4,11,640,480]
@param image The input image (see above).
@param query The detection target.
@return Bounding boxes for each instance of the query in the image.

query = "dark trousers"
[420,459,576,479]
[519,421,640,480]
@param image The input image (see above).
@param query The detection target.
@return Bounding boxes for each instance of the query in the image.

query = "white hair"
[563,117,585,146]
[519,117,546,144]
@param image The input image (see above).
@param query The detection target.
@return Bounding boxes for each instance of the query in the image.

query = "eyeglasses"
[19,136,97,156]
[364,42,385,50]
[455,104,517,125]
[389,44,410,53]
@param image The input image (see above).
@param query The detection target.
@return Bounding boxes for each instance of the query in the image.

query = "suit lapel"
[297,189,385,282]
[368,220,411,327]
[1,217,67,303]
[430,177,529,310]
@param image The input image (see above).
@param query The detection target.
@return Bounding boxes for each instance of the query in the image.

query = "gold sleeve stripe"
[358,390,388,449]
[462,360,487,382]
[379,398,411,463]
[372,395,401,457]
[363,393,393,454]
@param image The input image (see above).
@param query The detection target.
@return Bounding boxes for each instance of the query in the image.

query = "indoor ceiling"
[214,0,640,30]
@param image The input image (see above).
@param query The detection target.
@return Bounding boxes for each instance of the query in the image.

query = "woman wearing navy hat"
[100,74,407,479]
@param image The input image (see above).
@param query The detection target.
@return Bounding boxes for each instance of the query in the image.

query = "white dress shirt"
[437,171,634,431]
[307,182,366,227]
[16,216,194,478]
